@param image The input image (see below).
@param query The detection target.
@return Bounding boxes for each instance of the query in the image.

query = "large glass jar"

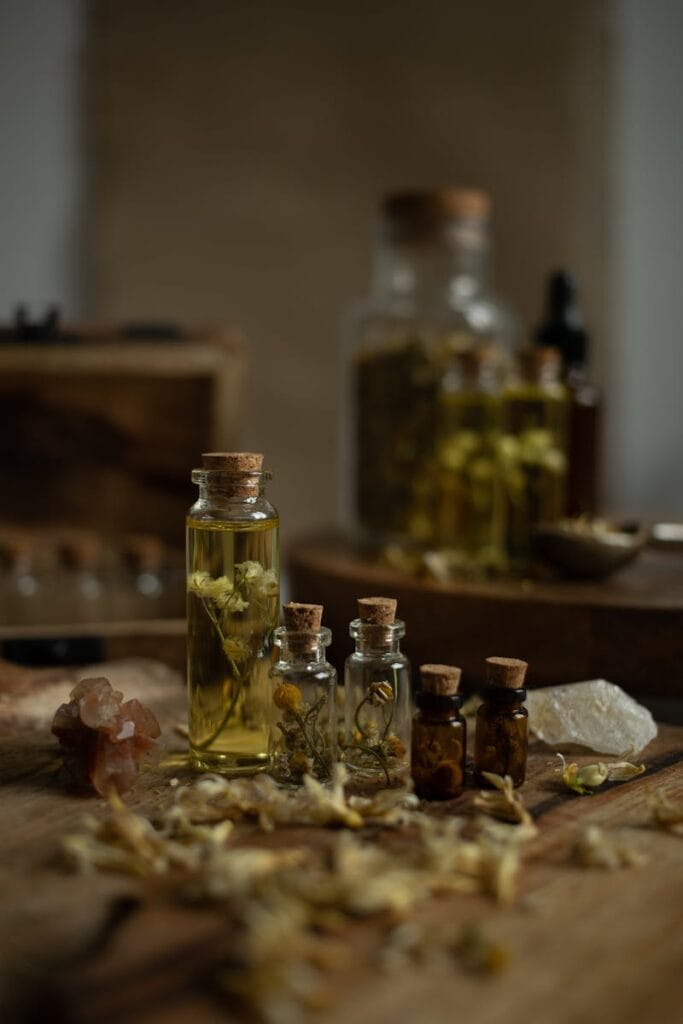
[269,604,337,786]
[186,452,279,774]
[345,188,517,562]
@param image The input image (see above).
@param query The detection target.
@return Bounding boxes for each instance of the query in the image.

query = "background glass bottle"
[269,602,337,785]
[502,348,569,572]
[343,596,411,784]
[186,452,279,774]
[345,188,517,553]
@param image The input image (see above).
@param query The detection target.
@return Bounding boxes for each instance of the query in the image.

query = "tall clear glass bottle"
[186,452,279,774]
[501,348,569,572]
[345,188,517,554]
[269,602,337,785]
[343,597,411,785]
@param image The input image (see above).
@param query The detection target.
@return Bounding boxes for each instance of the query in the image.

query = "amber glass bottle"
[474,657,528,787]
[411,664,466,800]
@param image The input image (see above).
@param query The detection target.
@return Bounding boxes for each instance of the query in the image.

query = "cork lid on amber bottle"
[485,657,528,689]
[200,452,264,497]
[283,602,324,652]
[419,663,462,697]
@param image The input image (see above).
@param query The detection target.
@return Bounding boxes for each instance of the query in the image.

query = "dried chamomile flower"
[650,788,683,833]
[273,682,303,713]
[455,921,509,974]
[474,772,536,829]
[557,753,645,795]
[573,825,648,870]
[367,681,394,706]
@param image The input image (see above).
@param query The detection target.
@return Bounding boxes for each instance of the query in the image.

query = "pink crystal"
[52,676,161,796]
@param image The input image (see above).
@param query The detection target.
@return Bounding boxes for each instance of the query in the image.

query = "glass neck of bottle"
[191,469,269,503]
[373,222,490,305]
[483,685,526,710]
[274,626,330,664]
[350,619,404,656]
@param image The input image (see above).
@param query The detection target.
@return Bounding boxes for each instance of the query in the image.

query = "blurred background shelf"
[289,535,683,699]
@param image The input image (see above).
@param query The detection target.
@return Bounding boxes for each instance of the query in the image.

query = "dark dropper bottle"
[535,271,601,516]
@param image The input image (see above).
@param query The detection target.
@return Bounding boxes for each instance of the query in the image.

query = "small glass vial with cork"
[186,452,279,774]
[411,664,466,800]
[269,602,337,786]
[474,657,528,787]
[343,596,411,785]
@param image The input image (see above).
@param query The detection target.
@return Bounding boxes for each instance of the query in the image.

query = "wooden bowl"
[532,519,647,580]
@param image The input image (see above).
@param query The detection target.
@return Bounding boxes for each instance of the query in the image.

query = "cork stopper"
[420,664,462,697]
[383,188,491,224]
[357,596,397,626]
[485,657,528,689]
[200,452,264,497]
[517,347,562,383]
[283,602,324,654]
[283,602,323,632]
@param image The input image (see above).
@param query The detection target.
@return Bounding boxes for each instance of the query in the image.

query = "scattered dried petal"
[650,788,683,833]
[557,753,646,795]
[573,825,648,870]
[474,772,536,829]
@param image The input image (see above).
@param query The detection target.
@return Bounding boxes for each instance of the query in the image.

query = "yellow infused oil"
[186,518,279,773]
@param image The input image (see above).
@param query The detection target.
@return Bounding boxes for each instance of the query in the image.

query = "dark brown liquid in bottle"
[474,688,527,787]
[411,695,466,800]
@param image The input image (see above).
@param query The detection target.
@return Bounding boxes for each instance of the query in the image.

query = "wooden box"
[0,324,246,548]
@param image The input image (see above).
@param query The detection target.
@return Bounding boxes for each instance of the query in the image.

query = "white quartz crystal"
[527,679,657,756]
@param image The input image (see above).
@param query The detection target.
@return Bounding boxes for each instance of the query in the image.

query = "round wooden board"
[288,536,683,698]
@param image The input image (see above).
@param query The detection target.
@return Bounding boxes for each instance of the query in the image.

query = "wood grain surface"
[0,658,681,1024]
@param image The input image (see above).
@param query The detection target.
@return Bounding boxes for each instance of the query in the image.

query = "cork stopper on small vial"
[201,452,264,496]
[357,596,397,625]
[283,602,324,653]
[420,664,462,697]
[283,602,323,632]
[485,657,528,689]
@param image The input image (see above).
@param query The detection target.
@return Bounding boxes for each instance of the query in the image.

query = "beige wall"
[91,0,608,545]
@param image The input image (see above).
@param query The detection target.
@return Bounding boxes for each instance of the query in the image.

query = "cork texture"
[485,656,528,688]
[283,602,323,632]
[201,452,263,472]
[357,596,397,625]
[420,663,462,696]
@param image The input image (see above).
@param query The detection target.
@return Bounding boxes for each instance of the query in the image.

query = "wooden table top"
[1,658,681,1024]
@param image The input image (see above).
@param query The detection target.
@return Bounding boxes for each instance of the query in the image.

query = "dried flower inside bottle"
[411,663,466,800]
[269,602,337,785]
[343,596,411,785]
[474,657,528,788]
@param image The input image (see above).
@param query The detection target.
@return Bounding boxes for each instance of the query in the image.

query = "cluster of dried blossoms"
[64,765,536,1021]
[187,561,279,748]
[272,681,332,783]
[342,680,407,784]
